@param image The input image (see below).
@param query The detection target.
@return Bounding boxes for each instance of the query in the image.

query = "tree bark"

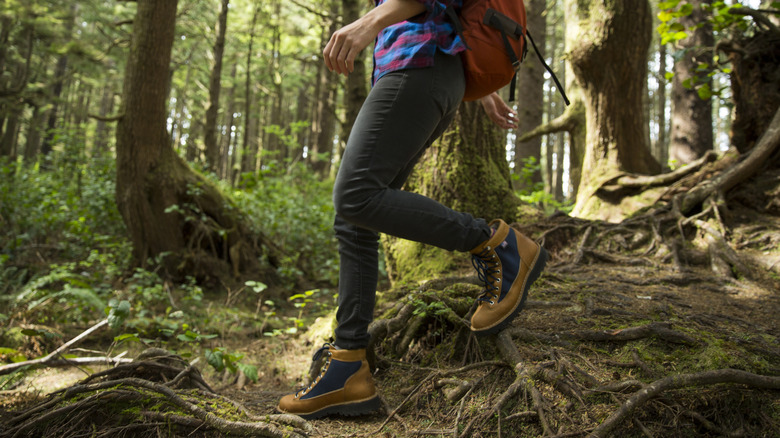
[567,0,661,220]
[40,5,77,159]
[93,81,116,158]
[204,0,230,173]
[115,0,269,282]
[513,0,546,191]
[723,26,780,154]
[266,0,284,162]
[23,105,44,165]
[655,38,668,167]
[0,109,19,157]
[219,63,238,180]
[241,4,260,175]
[669,0,714,165]
[313,4,339,177]
[171,48,196,153]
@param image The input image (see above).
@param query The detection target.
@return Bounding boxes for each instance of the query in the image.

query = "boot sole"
[473,246,548,335]
[295,396,382,420]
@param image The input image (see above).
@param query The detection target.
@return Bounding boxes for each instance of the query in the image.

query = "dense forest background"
[1,0,779,437]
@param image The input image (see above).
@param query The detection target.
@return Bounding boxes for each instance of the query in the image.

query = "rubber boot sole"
[474,246,548,336]
[295,395,382,420]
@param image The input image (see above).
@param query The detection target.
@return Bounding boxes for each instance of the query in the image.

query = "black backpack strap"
[445,6,471,50]
[484,9,524,102]
[526,30,570,106]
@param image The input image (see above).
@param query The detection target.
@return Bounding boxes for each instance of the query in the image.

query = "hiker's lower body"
[277,50,548,419]
[332,50,490,350]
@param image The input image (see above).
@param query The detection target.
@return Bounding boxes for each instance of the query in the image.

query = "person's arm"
[323,0,427,76]
[480,92,518,130]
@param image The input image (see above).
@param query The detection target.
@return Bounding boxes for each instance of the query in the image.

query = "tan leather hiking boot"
[469,219,548,334]
[277,344,381,419]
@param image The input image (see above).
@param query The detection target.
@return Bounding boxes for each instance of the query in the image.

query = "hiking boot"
[469,219,548,334]
[277,344,381,419]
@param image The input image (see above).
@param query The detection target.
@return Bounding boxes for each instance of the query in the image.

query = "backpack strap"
[445,6,471,50]
[526,30,570,106]
[484,8,525,71]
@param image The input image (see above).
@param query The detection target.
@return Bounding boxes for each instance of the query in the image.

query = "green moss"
[383,239,460,285]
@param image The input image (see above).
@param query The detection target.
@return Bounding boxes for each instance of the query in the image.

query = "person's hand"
[323,0,426,76]
[480,92,517,130]
[323,18,379,76]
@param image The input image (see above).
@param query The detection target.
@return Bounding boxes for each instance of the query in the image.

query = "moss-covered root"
[0,377,311,438]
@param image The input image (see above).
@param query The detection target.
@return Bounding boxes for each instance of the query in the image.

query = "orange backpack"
[447,1,569,104]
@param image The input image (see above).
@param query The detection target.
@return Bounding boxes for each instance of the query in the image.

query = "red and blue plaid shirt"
[373,0,466,85]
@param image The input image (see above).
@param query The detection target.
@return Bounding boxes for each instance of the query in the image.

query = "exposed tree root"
[568,322,698,346]
[0,351,310,438]
[366,256,779,437]
[588,369,780,438]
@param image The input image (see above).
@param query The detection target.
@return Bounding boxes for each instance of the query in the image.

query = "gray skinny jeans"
[332,51,492,350]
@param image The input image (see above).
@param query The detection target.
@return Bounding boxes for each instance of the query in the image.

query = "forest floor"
[230,257,780,437]
[4,211,779,437]
[3,165,780,437]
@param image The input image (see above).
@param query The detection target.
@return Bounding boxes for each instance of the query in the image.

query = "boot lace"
[472,246,501,305]
[295,343,333,398]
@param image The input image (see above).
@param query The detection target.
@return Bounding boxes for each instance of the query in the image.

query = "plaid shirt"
[373,0,465,84]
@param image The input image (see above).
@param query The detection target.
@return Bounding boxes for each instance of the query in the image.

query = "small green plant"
[513,156,573,215]
[204,347,259,382]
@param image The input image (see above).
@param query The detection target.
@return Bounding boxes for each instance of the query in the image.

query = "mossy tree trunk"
[567,0,661,221]
[115,0,271,284]
[382,101,517,285]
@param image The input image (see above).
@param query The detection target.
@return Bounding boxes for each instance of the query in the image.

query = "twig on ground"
[0,319,109,376]
[587,369,780,438]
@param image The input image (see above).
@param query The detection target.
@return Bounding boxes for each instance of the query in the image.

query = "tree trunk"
[93,81,116,158]
[204,0,230,173]
[655,38,668,168]
[266,0,284,162]
[341,0,368,151]
[669,0,714,165]
[40,5,77,159]
[544,7,556,195]
[568,0,661,221]
[514,0,546,191]
[241,4,259,175]
[171,49,196,153]
[40,54,69,158]
[24,105,44,165]
[724,27,780,154]
[313,4,339,177]
[0,110,19,157]
[115,0,270,283]
[219,63,238,180]
[383,102,518,284]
